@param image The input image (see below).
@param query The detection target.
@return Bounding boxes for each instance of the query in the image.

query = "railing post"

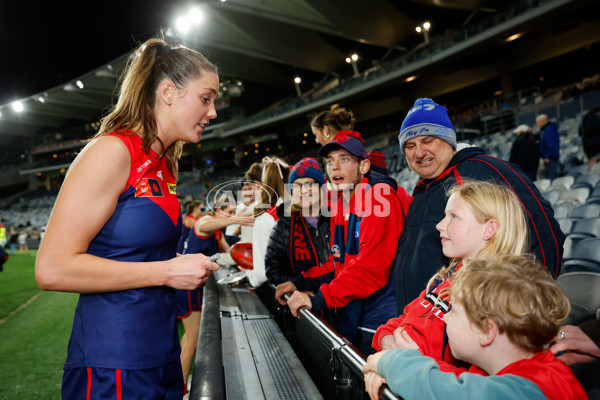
[331,344,354,400]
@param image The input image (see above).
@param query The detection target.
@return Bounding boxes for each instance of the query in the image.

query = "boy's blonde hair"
[451,255,570,352]
[427,180,529,290]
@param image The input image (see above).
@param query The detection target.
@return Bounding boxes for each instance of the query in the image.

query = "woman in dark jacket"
[265,157,330,286]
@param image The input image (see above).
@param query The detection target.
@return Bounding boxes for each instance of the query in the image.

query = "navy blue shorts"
[176,288,203,318]
[62,358,183,399]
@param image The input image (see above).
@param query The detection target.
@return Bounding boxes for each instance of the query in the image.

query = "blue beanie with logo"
[398,98,457,154]
[288,157,325,186]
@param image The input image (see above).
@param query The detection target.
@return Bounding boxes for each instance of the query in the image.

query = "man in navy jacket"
[537,114,561,180]
[392,99,565,312]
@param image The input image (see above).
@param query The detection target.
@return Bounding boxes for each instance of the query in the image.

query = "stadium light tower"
[293,76,302,97]
[345,53,360,78]
[416,21,431,45]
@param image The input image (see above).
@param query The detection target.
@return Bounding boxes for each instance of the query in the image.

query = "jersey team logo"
[135,178,163,197]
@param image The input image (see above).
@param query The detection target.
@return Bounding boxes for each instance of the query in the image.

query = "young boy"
[363,255,587,400]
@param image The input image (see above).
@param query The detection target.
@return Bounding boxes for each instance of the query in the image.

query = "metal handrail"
[281,291,401,400]
[190,276,224,400]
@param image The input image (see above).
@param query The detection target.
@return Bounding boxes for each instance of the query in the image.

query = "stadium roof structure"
[0,0,599,160]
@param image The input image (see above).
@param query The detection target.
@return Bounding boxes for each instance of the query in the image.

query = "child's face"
[436,193,489,260]
[443,302,482,365]
[292,178,320,209]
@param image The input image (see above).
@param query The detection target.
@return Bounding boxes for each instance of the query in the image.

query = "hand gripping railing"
[281,292,402,400]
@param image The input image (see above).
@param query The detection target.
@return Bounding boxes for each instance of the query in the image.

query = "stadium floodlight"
[188,7,204,24]
[345,53,360,77]
[416,22,431,44]
[12,101,24,113]
[293,76,302,97]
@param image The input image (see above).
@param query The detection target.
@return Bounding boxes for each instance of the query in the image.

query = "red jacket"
[373,262,466,375]
[292,174,404,334]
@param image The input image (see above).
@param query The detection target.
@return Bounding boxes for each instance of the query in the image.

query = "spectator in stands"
[179,194,241,393]
[363,255,586,400]
[309,104,356,145]
[35,37,220,399]
[217,166,262,268]
[18,230,29,255]
[238,156,289,287]
[392,98,564,314]
[367,148,388,176]
[7,226,17,255]
[509,124,540,181]
[224,182,255,244]
[368,148,411,218]
[579,106,600,170]
[265,158,330,285]
[176,199,204,254]
[276,134,404,355]
[240,162,263,243]
[537,114,560,180]
[372,181,529,376]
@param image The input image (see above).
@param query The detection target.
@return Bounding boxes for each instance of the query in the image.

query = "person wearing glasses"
[265,158,331,286]
[276,135,405,355]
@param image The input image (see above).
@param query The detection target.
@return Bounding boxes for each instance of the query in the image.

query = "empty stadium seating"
[562,238,600,274]
[557,271,600,324]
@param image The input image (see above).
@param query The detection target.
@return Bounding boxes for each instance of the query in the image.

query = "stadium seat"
[564,163,589,178]
[553,203,573,218]
[542,189,561,206]
[550,175,575,191]
[534,178,551,192]
[557,271,600,324]
[586,186,600,204]
[556,217,575,234]
[563,236,573,259]
[570,203,600,219]
[563,236,600,273]
[571,173,600,191]
[557,187,590,205]
[566,217,600,248]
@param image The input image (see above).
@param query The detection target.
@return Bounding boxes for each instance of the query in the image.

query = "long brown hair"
[94,36,218,177]
[309,104,356,132]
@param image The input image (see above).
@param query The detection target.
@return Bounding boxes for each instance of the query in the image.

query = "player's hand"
[165,254,220,290]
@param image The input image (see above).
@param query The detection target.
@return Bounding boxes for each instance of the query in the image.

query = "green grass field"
[0,250,77,399]
[0,249,186,399]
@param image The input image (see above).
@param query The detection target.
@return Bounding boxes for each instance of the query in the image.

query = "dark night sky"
[0,1,181,105]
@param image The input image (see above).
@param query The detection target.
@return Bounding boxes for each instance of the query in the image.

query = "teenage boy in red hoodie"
[276,134,405,355]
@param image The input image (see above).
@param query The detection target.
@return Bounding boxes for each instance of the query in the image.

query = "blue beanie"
[398,98,457,154]
[289,157,325,186]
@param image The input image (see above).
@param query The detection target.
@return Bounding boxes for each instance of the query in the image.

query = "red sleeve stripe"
[468,155,560,278]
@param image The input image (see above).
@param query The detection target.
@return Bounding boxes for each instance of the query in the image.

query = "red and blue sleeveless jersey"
[177,214,196,254]
[64,131,183,370]
[184,226,221,256]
